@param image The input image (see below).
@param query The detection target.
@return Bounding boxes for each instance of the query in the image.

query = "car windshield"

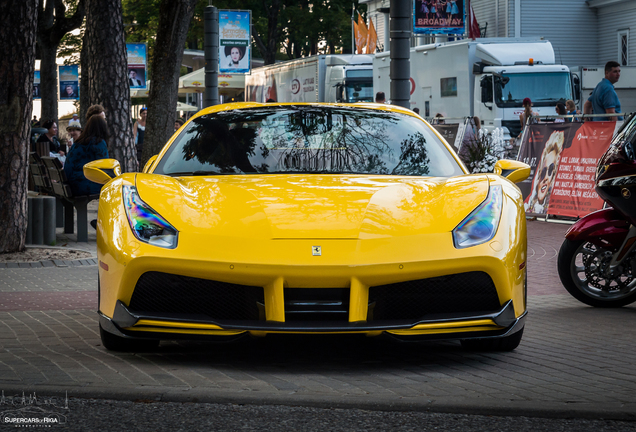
[154,106,464,177]
[495,72,573,107]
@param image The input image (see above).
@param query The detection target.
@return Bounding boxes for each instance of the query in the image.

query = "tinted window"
[154,106,464,177]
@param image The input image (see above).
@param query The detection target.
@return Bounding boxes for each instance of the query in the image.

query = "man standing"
[375,91,386,103]
[68,113,81,127]
[584,61,622,121]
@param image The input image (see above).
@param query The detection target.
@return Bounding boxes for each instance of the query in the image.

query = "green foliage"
[58,28,84,65]
[53,0,85,64]
[122,0,162,62]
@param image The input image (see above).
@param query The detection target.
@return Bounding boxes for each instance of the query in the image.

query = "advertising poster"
[219,10,251,74]
[127,43,147,89]
[33,71,40,99]
[414,0,465,35]
[518,122,614,218]
[58,65,79,100]
[547,122,615,218]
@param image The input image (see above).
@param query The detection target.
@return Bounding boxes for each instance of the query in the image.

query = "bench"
[34,155,99,242]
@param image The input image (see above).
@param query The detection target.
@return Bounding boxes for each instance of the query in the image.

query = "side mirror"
[143,155,158,173]
[493,159,531,184]
[83,158,121,185]
[572,74,581,103]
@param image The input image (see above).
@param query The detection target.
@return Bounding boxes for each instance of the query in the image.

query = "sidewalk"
[1,219,636,421]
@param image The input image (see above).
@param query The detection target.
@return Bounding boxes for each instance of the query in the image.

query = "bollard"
[31,197,44,245]
[43,196,56,245]
[56,198,64,228]
[26,197,33,244]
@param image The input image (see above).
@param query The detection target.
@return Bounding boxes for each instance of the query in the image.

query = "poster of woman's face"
[218,10,251,74]
[524,131,565,214]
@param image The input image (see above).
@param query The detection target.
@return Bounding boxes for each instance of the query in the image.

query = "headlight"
[122,185,178,249]
[453,185,503,249]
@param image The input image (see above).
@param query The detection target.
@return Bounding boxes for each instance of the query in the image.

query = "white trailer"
[374,38,574,137]
[571,66,636,116]
[245,54,374,104]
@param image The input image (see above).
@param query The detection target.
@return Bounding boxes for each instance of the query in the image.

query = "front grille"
[129,272,264,321]
[368,271,501,321]
[284,288,349,322]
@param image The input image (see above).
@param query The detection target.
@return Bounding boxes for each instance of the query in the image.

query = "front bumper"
[99,298,526,341]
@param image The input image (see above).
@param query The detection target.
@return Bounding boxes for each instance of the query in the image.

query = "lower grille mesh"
[129,272,264,321]
[368,271,501,321]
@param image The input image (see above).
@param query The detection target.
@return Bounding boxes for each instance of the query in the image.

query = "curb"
[0,384,635,421]
[0,245,97,268]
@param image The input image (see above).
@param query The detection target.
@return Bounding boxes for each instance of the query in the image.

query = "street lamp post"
[204,5,219,107]
[389,0,411,109]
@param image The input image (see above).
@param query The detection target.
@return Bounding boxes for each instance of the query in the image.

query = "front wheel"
[557,238,636,307]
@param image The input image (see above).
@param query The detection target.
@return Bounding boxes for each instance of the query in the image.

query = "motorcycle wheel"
[557,238,636,307]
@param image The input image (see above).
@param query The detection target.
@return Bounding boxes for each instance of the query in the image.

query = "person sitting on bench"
[63,114,110,197]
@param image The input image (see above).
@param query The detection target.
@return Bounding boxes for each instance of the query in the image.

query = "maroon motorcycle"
[558,114,636,307]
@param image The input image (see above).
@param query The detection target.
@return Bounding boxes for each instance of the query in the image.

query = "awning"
[177,101,197,112]
[179,68,245,93]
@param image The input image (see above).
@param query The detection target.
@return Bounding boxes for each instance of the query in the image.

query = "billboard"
[518,122,616,218]
[414,0,466,35]
[219,10,251,74]
[58,65,79,100]
[33,70,40,99]
[127,43,147,89]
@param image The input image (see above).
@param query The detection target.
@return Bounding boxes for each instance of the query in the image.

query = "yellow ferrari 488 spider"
[84,102,530,352]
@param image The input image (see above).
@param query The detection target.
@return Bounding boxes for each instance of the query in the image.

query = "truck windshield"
[154,106,463,177]
[495,72,572,107]
[346,82,374,102]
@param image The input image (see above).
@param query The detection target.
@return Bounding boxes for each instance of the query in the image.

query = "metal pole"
[204,5,219,107]
[389,0,411,109]
[351,3,355,54]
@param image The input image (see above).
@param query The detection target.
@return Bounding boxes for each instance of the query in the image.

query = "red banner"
[547,122,615,217]
[518,122,616,217]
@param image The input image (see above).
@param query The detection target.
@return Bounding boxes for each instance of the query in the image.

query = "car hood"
[135,174,490,239]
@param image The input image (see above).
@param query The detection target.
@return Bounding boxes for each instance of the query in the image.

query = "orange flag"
[367,18,377,54]
[355,12,368,54]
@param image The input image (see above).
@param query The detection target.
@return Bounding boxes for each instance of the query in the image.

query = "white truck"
[374,38,574,137]
[570,65,636,116]
[245,54,374,104]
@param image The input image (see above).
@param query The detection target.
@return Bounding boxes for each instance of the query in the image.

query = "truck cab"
[476,64,574,137]
[324,56,374,103]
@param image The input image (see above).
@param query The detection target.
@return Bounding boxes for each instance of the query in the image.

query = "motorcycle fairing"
[565,207,630,251]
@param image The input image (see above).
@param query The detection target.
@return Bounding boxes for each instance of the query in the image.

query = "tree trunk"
[37,0,85,124]
[0,0,38,253]
[82,0,137,172]
[38,38,59,123]
[252,0,281,65]
[142,0,197,168]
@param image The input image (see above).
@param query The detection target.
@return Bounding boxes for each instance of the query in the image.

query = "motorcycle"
[557,114,636,307]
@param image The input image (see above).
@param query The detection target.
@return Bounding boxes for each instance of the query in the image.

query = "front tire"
[557,238,636,307]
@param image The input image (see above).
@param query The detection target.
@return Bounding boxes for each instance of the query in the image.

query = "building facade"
[359,0,635,69]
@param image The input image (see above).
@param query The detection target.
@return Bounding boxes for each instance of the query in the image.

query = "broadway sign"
[517,122,617,218]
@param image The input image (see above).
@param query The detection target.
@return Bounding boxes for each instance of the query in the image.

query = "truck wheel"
[460,328,523,352]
